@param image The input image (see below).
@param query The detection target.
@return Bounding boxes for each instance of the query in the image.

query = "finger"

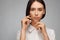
[37,25,42,30]
[25,19,29,24]
[26,16,32,23]
[40,22,45,25]
[35,22,44,26]
[25,19,31,24]
[34,22,40,26]
[26,15,31,20]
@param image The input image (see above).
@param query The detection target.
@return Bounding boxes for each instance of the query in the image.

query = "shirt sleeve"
[17,31,20,40]
[49,29,56,40]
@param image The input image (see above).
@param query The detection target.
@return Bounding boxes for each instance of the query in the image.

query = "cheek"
[39,12,44,16]
[30,11,35,16]
[30,11,35,14]
[38,12,45,19]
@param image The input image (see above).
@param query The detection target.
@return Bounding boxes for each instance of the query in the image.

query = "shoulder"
[17,30,21,36]
[46,27,55,34]
[17,30,21,40]
[46,27,56,40]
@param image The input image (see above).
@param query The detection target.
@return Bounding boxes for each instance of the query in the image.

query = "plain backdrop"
[0,0,60,40]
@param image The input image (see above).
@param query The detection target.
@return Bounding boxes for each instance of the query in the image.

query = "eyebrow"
[30,7,44,9]
[31,7,44,8]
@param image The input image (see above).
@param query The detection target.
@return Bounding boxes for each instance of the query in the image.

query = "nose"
[35,10,38,16]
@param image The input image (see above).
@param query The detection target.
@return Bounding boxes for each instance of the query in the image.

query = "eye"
[30,8,35,11]
[38,8,43,11]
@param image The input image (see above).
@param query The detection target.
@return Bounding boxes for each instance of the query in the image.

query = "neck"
[30,21,38,29]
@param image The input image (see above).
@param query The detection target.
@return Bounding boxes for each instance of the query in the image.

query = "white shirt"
[17,25,56,40]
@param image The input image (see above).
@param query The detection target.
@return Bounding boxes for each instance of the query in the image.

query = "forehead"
[31,1,44,8]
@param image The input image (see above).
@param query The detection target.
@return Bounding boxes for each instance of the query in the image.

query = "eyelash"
[30,8,42,11]
[30,8,35,11]
[38,9,42,11]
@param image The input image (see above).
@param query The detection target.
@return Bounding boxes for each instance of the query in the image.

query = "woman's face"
[30,1,45,22]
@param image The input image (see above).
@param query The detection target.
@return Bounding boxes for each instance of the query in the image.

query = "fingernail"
[30,20,31,23]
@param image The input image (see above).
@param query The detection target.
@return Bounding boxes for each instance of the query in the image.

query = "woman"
[17,0,56,40]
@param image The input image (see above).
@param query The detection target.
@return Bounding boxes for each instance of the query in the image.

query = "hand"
[34,22,46,33]
[21,15,31,31]
[34,22,49,40]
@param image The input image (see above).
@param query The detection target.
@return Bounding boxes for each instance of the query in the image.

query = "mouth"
[34,17,40,19]
[31,17,40,23]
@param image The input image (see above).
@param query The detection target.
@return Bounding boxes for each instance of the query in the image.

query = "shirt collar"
[27,24,36,33]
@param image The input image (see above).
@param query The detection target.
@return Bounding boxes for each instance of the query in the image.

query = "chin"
[31,18,40,23]
[34,19,40,23]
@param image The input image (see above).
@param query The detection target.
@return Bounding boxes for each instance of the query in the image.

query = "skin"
[20,1,49,40]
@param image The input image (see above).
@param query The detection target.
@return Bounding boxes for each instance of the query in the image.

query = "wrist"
[42,32,49,40]
[42,31,48,36]
[42,32,49,38]
[22,27,27,32]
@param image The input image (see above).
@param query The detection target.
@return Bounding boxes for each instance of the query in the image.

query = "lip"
[34,17,40,19]
[34,16,40,18]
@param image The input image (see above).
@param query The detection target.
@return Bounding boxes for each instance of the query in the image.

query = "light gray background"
[0,0,60,40]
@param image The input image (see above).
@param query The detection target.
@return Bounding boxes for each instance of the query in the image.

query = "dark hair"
[26,0,46,19]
